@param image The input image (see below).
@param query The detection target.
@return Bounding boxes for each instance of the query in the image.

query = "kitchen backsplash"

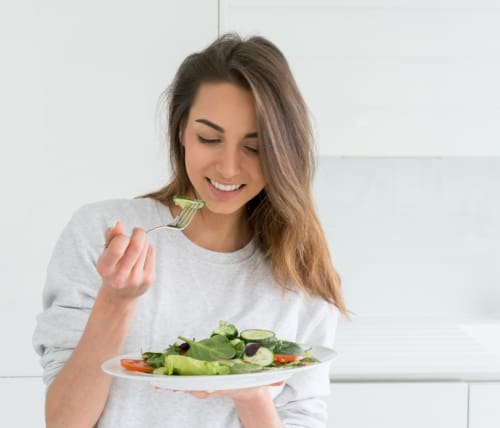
[314,157,500,318]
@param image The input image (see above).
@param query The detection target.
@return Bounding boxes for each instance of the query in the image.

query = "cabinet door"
[469,383,500,428]
[323,382,468,428]
[0,377,45,428]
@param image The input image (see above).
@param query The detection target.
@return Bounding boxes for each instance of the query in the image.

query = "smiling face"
[181,82,266,219]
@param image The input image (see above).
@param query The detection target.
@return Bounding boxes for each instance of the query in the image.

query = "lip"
[206,178,245,200]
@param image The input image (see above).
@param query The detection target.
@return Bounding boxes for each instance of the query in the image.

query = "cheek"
[251,159,266,188]
[184,143,206,178]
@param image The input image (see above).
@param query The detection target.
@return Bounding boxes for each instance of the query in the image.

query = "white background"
[1,0,217,377]
[1,2,217,424]
[1,1,499,426]
[220,0,500,156]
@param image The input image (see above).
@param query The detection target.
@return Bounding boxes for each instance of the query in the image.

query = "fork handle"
[145,225,170,234]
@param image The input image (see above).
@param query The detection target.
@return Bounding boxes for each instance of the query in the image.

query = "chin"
[204,201,247,216]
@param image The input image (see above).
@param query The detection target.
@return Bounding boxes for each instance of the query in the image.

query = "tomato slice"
[274,354,305,364]
[120,358,154,373]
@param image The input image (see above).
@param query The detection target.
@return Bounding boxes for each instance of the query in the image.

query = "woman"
[33,33,347,428]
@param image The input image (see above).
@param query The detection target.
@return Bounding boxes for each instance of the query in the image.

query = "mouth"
[208,178,245,192]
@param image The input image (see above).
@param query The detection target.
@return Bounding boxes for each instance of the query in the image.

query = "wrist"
[96,285,138,315]
[232,386,270,406]
[233,387,284,428]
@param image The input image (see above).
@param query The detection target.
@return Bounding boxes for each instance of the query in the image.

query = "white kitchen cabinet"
[220,0,500,156]
[469,382,500,428]
[322,382,468,428]
[0,378,45,428]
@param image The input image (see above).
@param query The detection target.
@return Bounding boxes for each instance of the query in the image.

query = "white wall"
[315,157,500,318]
[1,2,217,425]
[220,0,500,156]
[1,0,217,375]
[1,0,499,426]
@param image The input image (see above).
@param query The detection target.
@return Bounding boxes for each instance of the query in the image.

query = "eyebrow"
[195,118,258,139]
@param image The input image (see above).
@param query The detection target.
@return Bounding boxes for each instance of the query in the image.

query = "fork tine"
[144,202,202,234]
[177,206,198,229]
[167,206,194,229]
[176,206,195,224]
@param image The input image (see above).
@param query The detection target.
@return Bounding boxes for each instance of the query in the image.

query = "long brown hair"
[142,33,347,315]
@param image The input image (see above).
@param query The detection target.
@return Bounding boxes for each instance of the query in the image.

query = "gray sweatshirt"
[33,198,339,427]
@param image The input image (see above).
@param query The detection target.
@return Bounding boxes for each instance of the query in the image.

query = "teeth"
[210,179,243,192]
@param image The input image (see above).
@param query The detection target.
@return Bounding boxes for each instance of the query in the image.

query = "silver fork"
[146,203,202,233]
[102,201,203,247]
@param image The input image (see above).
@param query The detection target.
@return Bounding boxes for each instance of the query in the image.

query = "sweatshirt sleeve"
[32,204,110,386]
[274,301,340,428]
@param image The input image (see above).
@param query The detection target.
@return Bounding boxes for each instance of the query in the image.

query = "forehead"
[188,82,257,130]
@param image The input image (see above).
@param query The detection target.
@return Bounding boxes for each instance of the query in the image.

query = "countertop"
[329,316,500,382]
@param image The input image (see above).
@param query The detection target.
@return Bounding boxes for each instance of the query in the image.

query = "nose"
[215,144,241,178]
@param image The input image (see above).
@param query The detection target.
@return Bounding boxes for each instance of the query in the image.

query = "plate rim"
[102,344,337,390]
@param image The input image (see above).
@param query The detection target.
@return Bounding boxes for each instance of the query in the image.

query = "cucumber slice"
[173,195,205,210]
[243,346,274,366]
[240,329,276,343]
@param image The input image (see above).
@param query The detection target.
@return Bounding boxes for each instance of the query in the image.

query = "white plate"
[102,345,337,391]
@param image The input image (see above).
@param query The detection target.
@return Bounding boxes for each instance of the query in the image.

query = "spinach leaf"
[275,340,304,356]
[142,352,165,368]
[164,342,184,356]
[229,338,246,359]
[211,321,238,340]
[179,335,236,361]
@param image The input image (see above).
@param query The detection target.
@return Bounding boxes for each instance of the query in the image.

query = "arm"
[233,388,285,428]
[187,384,285,428]
[45,287,136,428]
[43,221,156,428]
[184,302,339,427]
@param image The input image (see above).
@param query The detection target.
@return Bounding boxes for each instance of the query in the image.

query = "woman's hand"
[158,382,286,428]
[161,380,285,401]
[96,220,156,300]
[184,381,284,401]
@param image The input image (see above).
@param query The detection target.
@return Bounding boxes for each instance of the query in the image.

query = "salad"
[120,321,319,376]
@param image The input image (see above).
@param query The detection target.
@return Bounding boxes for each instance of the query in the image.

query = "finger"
[153,387,184,394]
[129,238,150,285]
[97,234,130,278]
[104,220,124,248]
[143,244,156,284]
[188,391,210,399]
[269,380,285,387]
[114,228,147,287]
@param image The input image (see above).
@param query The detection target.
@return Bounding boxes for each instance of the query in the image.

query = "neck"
[171,205,251,252]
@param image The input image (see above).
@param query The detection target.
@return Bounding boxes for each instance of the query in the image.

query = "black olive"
[245,342,261,357]
[179,342,190,351]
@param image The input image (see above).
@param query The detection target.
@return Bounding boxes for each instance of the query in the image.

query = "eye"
[245,146,259,154]
[198,135,220,144]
